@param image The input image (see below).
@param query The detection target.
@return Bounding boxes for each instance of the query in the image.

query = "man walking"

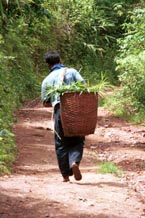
[41,51,85,182]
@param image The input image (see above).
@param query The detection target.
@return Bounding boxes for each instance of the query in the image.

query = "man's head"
[45,51,61,68]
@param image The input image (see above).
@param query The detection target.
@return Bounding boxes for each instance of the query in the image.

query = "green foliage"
[0,129,17,175]
[0,0,53,175]
[102,89,145,125]
[98,161,123,177]
[115,8,145,117]
[48,0,129,83]
[46,78,110,101]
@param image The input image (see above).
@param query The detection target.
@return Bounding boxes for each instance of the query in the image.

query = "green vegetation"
[0,129,17,175]
[46,77,110,100]
[98,161,123,177]
[0,0,145,174]
[113,7,145,123]
[102,92,145,124]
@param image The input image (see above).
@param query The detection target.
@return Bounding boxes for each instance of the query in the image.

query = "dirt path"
[0,100,145,218]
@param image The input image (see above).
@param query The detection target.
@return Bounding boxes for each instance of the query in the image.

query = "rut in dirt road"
[0,101,145,218]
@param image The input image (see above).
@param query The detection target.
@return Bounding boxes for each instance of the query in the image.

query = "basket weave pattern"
[60,92,98,137]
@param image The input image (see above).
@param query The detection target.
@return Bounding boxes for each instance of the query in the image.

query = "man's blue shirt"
[41,64,85,107]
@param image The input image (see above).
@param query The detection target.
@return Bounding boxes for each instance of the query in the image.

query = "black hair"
[45,51,60,65]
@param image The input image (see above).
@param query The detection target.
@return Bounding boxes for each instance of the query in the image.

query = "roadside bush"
[0,129,17,175]
[114,8,145,122]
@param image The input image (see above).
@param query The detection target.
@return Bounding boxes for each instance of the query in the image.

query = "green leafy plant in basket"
[45,75,110,100]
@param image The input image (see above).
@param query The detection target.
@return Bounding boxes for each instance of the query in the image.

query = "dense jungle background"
[0,0,145,174]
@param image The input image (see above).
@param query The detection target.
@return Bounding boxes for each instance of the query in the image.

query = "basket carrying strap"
[60,67,67,85]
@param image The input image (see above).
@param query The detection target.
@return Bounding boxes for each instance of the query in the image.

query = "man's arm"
[41,77,52,107]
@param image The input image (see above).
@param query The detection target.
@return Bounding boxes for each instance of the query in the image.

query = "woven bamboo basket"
[60,92,98,137]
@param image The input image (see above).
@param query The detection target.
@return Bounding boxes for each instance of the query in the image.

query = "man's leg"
[54,105,71,181]
[68,143,84,180]
[68,143,84,166]
[54,104,85,181]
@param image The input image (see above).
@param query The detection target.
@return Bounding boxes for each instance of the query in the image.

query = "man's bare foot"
[72,162,82,181]
[63,176,70,182]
